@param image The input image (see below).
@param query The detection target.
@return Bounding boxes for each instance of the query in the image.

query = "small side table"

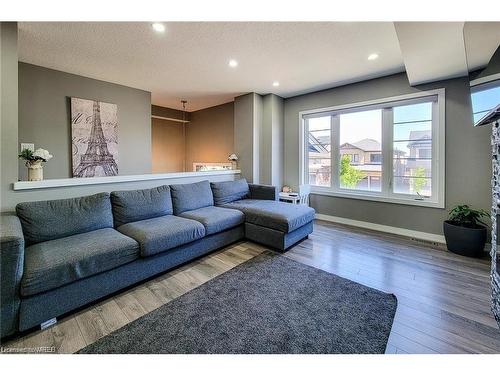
[279,192,301,204]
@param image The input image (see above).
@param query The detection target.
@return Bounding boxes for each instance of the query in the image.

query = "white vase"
[27,160,43,181]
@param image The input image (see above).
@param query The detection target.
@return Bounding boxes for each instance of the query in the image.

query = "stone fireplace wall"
[491,119,500,327]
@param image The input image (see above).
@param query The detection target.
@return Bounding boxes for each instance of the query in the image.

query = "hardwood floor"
[2,220,499,354]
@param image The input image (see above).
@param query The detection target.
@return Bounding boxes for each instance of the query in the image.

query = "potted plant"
[443,205,489,257]
[19,148,53,181]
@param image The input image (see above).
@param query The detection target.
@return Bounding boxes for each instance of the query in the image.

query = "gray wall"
[260,95,273,184]
[234,93,262,183]
[270,95,284,188]
[473,46,500,80]
[18,63,152,180]
[1,23,19,212]
[235,93,284,186]
[284,72,492,235]
[253,93,263,183]
[261,94,284,186]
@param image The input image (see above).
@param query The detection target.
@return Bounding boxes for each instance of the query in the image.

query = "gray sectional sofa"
[0,179,315,339]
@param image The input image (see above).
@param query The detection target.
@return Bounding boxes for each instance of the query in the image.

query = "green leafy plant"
[339,155,365,189]
[448,205,489,228]
[411,167,426,194]
[18,148,36,162]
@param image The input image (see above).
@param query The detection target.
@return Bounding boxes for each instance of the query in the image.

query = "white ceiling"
[395,22,500,85]
[17,22,500,112]
[395,22,469,85]
[464,22,500,71]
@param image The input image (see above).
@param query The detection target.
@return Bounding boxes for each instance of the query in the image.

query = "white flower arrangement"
[32,148,53,162]
[228,153,238,161]
[19,148,53,167]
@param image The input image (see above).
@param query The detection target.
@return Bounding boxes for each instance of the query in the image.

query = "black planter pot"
[443,220,487,257]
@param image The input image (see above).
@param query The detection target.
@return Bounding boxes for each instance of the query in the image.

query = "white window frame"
[470,74,500,126]
[299,89,446,208]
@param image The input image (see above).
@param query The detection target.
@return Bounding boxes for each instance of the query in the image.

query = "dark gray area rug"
[79,252,397,354]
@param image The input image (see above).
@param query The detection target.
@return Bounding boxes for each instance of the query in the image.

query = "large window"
[301,90,445,208]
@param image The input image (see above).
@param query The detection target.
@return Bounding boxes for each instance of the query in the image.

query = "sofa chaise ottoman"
[211,179,315,251]
[0,179,314,339]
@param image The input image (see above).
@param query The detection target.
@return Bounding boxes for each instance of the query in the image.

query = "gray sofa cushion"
[117,215,205,257]
[1,215,25,338]
[21,228,139,297]
[222,199,315,233]
[111,185,173,227]
[179,206,245,235]
[170,180,214,215]
[210,179,249,205]
[16,193,113,245]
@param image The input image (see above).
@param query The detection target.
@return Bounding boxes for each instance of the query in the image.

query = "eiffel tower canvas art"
[71,97,119,177]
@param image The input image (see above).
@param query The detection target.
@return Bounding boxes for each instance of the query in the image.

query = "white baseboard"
[315,213,446,244]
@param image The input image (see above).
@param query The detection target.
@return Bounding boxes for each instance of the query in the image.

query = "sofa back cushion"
[111,185,173,227]
[210,179,249,205]
[170,180,214,215]
[16,193,113,245]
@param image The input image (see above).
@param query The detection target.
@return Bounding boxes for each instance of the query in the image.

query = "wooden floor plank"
[74,307,112,345]
[94,298,131,332]
[50,317,87,354]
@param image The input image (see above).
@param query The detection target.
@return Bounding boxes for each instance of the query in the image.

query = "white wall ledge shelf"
[13,170,241,191]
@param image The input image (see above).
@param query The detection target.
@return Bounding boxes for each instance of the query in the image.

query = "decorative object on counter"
[193,162,233,172]
[71,97,119,178]
[282,185,292,193]
[19,148,53,182]
[443,204,489,257]
[228,153,238,170]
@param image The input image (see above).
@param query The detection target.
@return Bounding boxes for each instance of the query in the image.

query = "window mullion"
[331,115,340,190]
[431,100,439,202]
[381,108,393,197]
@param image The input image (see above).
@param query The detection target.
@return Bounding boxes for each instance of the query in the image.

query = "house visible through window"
[301,90,445,208]
[393,101,432,197]
[339,109,382,192]
[307,116,331,187]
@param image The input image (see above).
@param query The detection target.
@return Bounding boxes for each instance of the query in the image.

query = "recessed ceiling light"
[228,59,238,68]
[368,53,379,61]
[272,81,280,87]
[152,23,166,33]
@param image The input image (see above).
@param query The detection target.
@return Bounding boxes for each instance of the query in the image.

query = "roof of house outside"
[341,138,381,152]
[407,130,431,146]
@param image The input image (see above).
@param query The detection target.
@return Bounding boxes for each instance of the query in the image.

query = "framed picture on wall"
[70,97,119,177]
